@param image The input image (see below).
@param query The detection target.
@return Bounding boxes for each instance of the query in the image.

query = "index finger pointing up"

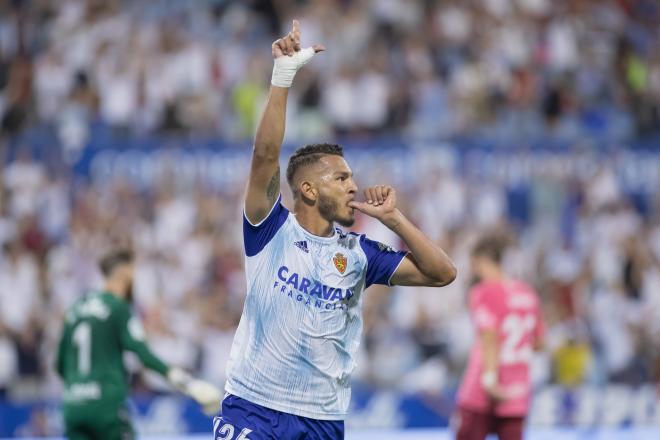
[292,19,301,50]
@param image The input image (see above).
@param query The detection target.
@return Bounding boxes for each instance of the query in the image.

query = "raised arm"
[349,185,457,287]
[245,86,287,224]
[245,20,323,224]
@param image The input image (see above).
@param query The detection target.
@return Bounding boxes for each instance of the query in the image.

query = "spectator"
[0,0,655,142]
[0,0,658,405]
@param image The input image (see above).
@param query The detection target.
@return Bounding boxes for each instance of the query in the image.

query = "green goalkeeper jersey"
[56,291,169,406]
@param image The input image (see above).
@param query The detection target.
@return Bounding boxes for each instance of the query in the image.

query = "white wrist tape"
[481,371,497,389]
[271,47,316,88]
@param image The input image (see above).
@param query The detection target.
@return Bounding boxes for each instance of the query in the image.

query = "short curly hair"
[286,143,344,195]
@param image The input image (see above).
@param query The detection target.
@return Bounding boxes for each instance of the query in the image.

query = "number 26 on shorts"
[213,417,252,440]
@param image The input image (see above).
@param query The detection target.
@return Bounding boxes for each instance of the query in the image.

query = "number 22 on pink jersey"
[500,313,536,366]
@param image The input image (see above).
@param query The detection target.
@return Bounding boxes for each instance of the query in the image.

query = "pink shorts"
[455,407,525,440]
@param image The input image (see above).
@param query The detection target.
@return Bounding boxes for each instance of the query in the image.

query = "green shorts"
[63,401,134,440]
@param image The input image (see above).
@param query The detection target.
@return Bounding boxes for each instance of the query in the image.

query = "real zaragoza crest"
[333,252,347,274]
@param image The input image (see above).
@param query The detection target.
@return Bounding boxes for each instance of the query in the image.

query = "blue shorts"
[213,394,344,439]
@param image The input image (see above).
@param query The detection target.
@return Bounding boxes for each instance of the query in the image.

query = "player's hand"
[348,185,402,229]
[167,368,222,415]
[484,383,508,402]
[167,367,192,391]
[272,19,325,58]
[186,379,222,416]
[271,20,324,88]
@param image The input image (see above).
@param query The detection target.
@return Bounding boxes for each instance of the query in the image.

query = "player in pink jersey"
[455,235,545,440]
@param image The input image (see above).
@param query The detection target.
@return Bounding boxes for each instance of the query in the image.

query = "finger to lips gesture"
[366,185,392,207]
[348,185,397,219]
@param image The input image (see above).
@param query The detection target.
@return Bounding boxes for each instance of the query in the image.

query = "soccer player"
[55,248,222,440]
[455,236,545,440]
[213,20,457,439]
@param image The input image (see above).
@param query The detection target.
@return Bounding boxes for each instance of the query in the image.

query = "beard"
[318,193,354,227]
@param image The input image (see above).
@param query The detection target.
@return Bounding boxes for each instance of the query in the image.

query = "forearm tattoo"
[266,167,280,204]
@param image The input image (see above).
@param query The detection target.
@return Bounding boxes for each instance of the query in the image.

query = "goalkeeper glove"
[167,368,222,416]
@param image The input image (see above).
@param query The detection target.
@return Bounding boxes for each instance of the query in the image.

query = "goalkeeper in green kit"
[55,248,221,439]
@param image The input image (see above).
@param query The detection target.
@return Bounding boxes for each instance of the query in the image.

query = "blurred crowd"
[0,0,659,153]
[1,145,660,401]
[0,0,660,404]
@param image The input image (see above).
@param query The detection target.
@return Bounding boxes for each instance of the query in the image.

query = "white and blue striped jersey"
[225,196,407,420]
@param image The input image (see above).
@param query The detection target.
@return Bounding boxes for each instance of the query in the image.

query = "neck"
[104,280,125,299]
[480,265,506,282]
[293,200,334,237]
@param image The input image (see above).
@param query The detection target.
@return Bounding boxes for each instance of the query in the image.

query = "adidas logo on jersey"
[294,240,309,253]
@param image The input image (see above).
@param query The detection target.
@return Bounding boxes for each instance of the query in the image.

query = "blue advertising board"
[2,386,660,437]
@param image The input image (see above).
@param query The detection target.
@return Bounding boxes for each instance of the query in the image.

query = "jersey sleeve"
[359,235,408,288]
[470,286,499,332]
[115,302,169,376]
[243,195,289,257]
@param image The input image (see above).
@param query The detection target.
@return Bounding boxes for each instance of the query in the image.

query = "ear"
[300,180,317,201]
